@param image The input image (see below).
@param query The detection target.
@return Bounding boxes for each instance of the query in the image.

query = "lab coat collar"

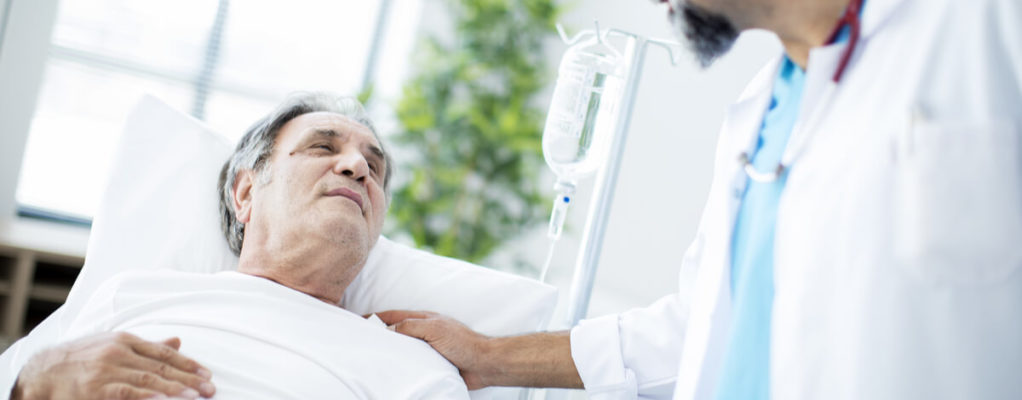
[860,0,909,39]
[731,0,908,100]
[674,57,779,400]
[712,57,779,314]
[728,57,782,158]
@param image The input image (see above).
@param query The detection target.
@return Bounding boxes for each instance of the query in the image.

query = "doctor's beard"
[668,1,740,67]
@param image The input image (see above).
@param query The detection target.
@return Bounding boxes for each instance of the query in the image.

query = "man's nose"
[331,152,369,182]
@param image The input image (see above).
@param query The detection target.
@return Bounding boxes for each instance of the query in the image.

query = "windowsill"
[0,216,90,259]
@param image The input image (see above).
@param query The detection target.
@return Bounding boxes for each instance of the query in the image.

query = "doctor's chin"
[0,0,1019,399]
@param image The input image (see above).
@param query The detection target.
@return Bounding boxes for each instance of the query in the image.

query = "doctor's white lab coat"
[569,0,1022,398]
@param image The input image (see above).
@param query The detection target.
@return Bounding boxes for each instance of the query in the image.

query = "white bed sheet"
[62,269,470,399]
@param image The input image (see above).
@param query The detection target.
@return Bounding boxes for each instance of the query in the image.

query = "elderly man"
[380,0,1022,399]
[8,93,469,399]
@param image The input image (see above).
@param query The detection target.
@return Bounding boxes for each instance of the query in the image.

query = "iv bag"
[542,36,625,184]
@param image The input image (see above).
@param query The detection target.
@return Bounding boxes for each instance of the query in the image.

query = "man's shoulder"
[104,269,224,288]
[109,268,206,280]
[95,269,249,301]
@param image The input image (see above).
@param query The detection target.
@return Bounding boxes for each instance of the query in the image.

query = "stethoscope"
[737,0,865,183]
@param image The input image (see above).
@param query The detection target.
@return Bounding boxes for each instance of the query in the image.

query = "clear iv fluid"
[543,40,624,185]
[542,35,625,244]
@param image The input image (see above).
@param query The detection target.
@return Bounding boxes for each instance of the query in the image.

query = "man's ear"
[233,170,256,224]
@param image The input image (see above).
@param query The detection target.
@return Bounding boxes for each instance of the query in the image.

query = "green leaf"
[386,0,563,266]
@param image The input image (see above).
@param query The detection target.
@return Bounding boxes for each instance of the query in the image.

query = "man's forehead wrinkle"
[309,128,342,139]
[306,117,378,142]
[308,112,366,131]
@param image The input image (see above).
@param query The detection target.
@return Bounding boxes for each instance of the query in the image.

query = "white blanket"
[62,270,469,399]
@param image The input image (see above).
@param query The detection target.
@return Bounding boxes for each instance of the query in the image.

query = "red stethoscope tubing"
[827,0,864,83]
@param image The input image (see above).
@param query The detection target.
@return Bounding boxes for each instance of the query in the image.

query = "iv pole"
[524,23,683,400]
[555,23,684,327]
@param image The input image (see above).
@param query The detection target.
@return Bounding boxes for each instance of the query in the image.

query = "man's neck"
[241,271,348,305]
[236,240,366,306]
[765,0,852,68]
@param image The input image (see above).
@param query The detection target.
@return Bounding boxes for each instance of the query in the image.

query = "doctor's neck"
[751,0,852,69]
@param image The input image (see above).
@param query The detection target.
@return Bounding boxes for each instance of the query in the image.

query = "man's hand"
[11,332,216,400]
[376,310,583,390]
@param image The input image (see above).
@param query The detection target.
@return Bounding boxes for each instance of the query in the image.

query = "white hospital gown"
[62,270,470,399]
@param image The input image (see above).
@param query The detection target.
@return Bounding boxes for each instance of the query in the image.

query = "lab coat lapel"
[793,0,909,115]
[776,0,911,283]
[784,0,909,164]
[674,57,780,400]
[772,1,914,397]
[860,0,910,39]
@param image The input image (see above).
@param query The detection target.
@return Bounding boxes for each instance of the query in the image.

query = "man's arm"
[376,310,583,390]
[11,332,216,400]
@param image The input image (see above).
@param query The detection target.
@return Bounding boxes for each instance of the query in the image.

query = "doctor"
[379,0,1022,398]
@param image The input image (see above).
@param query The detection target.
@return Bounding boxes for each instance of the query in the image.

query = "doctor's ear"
[232,169,256,224]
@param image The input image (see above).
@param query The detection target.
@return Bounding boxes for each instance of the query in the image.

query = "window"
[16,0,390,221]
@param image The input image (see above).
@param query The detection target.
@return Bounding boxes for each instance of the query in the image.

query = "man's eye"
[313,144,333,152]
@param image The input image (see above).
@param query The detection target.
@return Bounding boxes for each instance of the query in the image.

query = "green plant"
[387,0,563,264]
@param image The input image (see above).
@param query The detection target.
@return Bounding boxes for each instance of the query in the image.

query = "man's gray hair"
[217,92,393,256]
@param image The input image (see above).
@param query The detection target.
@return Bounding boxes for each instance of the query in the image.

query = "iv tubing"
[538,239,558,283]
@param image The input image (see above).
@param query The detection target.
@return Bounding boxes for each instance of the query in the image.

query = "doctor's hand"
[10,332,216,400]
[376,310,493,389]
[377,310,583,390]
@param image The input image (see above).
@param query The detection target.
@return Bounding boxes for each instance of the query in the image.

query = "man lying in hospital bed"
[2,93,557,399]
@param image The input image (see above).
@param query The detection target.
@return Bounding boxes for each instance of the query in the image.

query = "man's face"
[663,0,742,67]
[242,112,388,261]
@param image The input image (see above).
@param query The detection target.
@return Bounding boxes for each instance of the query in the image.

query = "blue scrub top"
[713,4,861,398]
[713,56,806,400]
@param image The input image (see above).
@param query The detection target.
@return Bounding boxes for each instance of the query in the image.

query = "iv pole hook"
[647,38,685,66]
[556,20,608,46]
[556,23,588,45]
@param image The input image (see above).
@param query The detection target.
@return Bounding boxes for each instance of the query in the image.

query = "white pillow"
[343,236,555,337]
[55,95,556,398]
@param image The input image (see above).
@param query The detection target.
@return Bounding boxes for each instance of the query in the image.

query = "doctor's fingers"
[375,310,442,325]
[120,354,216,398]
[389,317,489,375]
[390,316,482,351]
[389,317,437,342]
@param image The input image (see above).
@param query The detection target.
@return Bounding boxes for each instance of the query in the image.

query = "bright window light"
[17,0,384,221]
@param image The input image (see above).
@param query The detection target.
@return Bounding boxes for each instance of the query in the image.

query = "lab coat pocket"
[893,118,1022,285]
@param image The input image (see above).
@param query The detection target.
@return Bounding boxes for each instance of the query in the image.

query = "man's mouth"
[326,187,364,210]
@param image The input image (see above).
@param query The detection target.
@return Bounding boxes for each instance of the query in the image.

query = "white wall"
[0,0,8,41]
[510,1,782,326]
[0,0,8,35]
